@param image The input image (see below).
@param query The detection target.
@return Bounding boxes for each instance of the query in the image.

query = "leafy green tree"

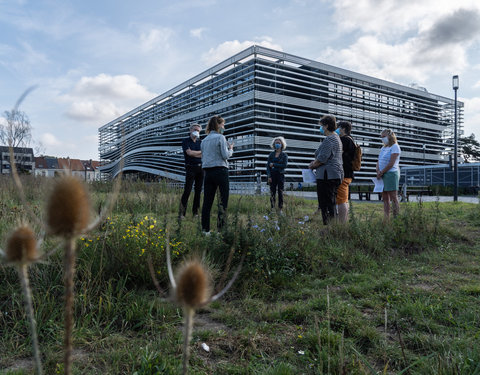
[460,133,480,163]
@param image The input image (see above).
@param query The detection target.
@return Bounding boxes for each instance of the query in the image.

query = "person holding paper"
[266,136,288,212]
[376,129,401,219]
[309,115,343,225]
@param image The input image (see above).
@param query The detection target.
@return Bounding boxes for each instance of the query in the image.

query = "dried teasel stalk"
[46,175,90,237]
[45,175,91,375]
[175,259,212,375]
[5,225,43,375]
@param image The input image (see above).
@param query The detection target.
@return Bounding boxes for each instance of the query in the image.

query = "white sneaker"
[202,231,211,236]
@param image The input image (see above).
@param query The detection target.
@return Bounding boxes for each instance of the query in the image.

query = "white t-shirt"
[378,143,401,173]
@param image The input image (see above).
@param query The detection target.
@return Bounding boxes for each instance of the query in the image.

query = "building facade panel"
[99,46,463,186]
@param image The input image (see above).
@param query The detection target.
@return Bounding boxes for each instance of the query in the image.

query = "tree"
[0,109,32,147]
[460,133,480,163]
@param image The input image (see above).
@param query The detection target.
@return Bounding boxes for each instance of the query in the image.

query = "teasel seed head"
[46,175,90,237]
[176,260,211,309]
[6,225,38,263]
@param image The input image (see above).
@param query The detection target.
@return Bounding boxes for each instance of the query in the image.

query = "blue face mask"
[320,127,340,135]
[219,128,224,134]
[274,143,282,149]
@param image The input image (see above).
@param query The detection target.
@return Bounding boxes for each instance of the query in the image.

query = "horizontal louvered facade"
[99,45,463,185]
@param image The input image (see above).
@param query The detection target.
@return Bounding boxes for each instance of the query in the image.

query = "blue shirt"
[201,131,233,168]
[378,143,401,173]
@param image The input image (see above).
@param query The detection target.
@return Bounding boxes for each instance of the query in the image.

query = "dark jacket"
[340,135,356,179]
[266,151,288,177]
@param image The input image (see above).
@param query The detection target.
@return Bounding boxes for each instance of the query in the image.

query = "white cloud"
[332,0,480,38]
[139,28,173,52]
[59,74,157,124]
[323,2,480,85]
[202,38,283,66]
[40,132,63,148]
[474,81,480,89]
[190,27,206,39]
[324,34,469,84]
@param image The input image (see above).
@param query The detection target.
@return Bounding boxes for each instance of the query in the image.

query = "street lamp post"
[452,75,459,202]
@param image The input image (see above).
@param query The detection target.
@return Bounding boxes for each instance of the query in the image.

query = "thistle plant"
[1,224,43,375]
[4,87,122,374]
[155,238,247,375]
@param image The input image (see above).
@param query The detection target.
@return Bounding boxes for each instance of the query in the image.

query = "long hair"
[381,129,397,147]
[205,116,224,134]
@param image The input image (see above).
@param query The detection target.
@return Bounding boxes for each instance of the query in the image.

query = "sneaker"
[202,231,211,236]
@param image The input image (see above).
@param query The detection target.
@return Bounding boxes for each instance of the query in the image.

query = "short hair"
[270,136,287,150]
[205,115,224,134]
[319,115,337,132]
[190,123,201,132]
[381,129,398,147]
[338,121,352,135]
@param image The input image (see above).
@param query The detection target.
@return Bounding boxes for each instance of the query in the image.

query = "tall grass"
[1,177,479,374]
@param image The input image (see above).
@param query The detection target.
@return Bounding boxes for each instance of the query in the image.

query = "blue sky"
[1,0,479,159]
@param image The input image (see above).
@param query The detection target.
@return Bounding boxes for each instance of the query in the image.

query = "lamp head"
[452,75,459,90]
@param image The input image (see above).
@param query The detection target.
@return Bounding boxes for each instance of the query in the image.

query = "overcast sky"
[1,0,479,160]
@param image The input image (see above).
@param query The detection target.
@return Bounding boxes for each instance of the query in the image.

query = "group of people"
[180,114,402,234]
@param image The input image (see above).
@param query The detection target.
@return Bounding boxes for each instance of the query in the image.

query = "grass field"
[1,177,479,374]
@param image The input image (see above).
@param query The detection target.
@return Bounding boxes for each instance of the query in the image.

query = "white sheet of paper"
[372,177,384,192]
[302,169,316,183]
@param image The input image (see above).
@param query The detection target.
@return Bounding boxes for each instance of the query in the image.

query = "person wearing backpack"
[336,121,356,223]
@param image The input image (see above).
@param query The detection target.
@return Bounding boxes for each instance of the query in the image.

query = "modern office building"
[99,45,463,186]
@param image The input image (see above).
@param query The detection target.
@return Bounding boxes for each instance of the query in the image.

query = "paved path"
[284,191,479,204]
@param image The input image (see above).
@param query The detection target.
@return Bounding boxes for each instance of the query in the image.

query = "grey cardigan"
[314,134,344,180]
[201,131,233,168]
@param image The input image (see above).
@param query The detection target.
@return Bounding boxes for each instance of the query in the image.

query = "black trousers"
[270,172,285,209]
[316,178,341,225]
[180,165,204,216]
[201,167,229,232]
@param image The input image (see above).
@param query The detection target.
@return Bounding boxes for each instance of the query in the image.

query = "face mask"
[382,137,389,144]
[191,131,200,138]
[335,128,340,135]
[274,143,282,149]
[219,128,225,135]
[319,126,324,135]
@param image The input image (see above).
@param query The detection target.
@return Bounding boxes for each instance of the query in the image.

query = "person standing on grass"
[266,136,288,213]
[336,121,356,223]
[376,128,401,219]
[309,115,343,225]
[179,123,203,219]
[201,115,234,234]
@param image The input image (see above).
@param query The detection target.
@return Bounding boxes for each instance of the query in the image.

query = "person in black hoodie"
[336,121,356,223]
[266,136,288,212]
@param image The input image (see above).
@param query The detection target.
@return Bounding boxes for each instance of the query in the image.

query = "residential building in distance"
[0,146,34,175]
[34,156,101,181]
[98,45,463,186]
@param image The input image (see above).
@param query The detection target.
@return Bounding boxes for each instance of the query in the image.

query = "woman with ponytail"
[201,115,234,234]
